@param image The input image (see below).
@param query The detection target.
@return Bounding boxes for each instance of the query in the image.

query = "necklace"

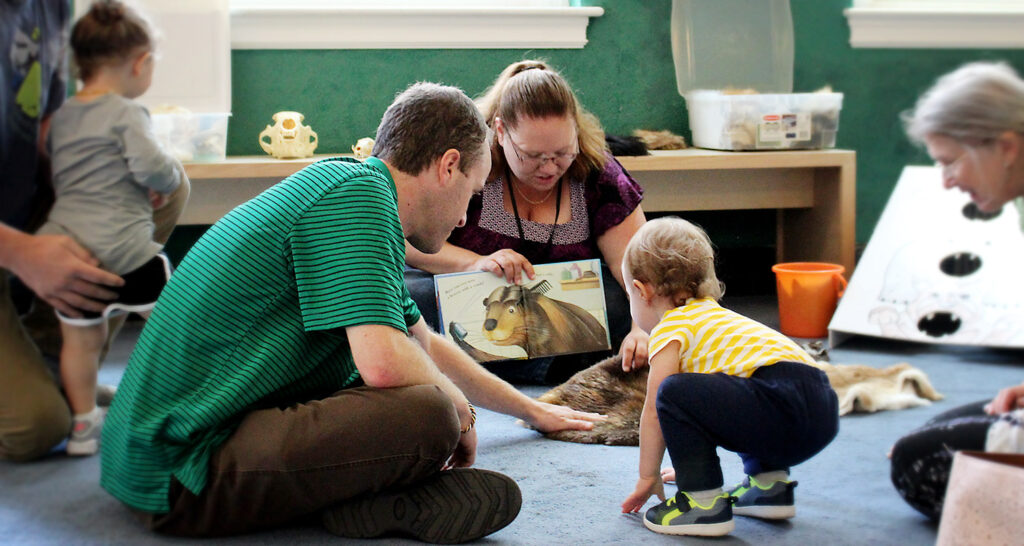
[512,178,555,205]
[505,166,562,261]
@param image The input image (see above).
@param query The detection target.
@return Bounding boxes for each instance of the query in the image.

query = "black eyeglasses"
[505,131,579,170]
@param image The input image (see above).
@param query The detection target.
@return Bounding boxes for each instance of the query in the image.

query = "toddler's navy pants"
[657,361,840,492]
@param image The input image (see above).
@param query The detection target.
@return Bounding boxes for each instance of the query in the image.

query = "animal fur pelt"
[819,361,943,415]
[534,355,647,446]
[532,355,943,446]
[605,134,649,156]
[632,129,687,150]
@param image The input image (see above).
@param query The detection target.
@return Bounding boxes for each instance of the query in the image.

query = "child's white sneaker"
[67,407,104,456]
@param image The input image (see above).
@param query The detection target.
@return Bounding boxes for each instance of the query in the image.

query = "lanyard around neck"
[505,165,562,254]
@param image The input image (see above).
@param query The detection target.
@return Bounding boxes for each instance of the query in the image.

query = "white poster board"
[829,166,1024,348]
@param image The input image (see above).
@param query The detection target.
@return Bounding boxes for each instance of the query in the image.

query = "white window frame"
[845,0,1024,48]
[229,1,605,50]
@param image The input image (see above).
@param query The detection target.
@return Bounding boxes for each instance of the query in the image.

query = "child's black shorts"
[56,253,171,327]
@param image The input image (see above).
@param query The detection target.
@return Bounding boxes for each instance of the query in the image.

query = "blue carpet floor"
[2,296,1021,545]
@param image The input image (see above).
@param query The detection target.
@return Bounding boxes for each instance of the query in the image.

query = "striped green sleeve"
[289,174,408,333]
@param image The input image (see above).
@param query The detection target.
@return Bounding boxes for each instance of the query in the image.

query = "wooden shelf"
[616,148,856,171]
[182,148,857,274]
[183,149,854,179]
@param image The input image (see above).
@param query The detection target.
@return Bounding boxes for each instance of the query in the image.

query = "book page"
[434,259,611,361]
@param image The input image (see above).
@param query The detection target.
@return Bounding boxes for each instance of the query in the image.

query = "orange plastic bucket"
[771,262,847,338]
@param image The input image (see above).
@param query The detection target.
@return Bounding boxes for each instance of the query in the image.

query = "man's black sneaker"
[729,475,797,519]
[322,468,521,544]
[643,491,735,536]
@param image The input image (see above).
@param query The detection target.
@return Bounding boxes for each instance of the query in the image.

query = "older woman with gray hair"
[904,61,1024,220]
[890,61,1024,521]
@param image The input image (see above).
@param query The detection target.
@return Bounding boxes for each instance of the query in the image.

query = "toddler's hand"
[618,328,650,372]
[660,467,676,484]
[621,476,665,513]
[149,189,169,210]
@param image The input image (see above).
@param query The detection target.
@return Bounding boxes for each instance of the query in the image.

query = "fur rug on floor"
[821,361,943,415]
[533,356,943,446]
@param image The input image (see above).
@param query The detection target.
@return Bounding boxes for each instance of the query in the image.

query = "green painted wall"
[224,0,1024,246]
[793,1,1024,243]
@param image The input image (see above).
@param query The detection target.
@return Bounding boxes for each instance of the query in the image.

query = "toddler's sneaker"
[729,475,797,519]
[67,408,103,456]
[322,468,521,544]
[643,491,735,537]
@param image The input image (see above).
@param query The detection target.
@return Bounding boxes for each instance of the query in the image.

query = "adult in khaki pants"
[0,0,189,462]
[0,179,189,462]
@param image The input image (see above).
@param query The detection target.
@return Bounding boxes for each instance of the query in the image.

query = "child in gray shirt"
[37,0,182,456]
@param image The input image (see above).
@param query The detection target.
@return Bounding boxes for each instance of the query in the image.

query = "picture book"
[434,259,611,362]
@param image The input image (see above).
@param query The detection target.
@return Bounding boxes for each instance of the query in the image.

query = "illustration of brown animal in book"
[434,259,610,362]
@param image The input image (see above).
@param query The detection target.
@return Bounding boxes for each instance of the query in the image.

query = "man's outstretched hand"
[523,400,606,433]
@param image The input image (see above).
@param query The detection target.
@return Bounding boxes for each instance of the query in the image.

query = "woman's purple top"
[447,153,643,264]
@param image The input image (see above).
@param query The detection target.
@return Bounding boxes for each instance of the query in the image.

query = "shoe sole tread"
[323,468,521,544]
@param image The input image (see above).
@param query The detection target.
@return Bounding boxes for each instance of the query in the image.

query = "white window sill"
[845,7,1024,48]
[230,6,605,50]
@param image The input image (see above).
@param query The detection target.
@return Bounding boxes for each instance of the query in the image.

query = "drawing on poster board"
[829,166,1024,348]
[867,238,1021,344]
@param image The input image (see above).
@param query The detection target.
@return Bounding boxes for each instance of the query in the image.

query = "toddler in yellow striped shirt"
[619,217,839,537]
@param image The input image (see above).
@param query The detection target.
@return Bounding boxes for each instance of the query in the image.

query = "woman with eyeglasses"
[406,60,648,384]
[890,60,1024,521]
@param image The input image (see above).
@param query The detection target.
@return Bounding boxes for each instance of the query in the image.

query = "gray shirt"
[41,94,182,274]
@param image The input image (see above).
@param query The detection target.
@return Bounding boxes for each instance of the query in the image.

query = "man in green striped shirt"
[100,83,603,543]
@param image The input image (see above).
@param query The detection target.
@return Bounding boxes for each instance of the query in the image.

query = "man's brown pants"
[141,384,460,537]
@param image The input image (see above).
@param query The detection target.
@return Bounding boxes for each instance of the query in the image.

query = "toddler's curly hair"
[623,217,724,304]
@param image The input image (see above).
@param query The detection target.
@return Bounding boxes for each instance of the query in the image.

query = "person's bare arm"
[0,224,122,316]
[408,319,605,432]
[406,241,535,285]
[621,342,678,513]
[347,322,478,467]
[596,206,650,371]
[406,241,479,274]
[347,323,473,423]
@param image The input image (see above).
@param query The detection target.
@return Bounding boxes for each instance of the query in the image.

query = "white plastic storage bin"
[686,91,843,151]
[151,112,230,163]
